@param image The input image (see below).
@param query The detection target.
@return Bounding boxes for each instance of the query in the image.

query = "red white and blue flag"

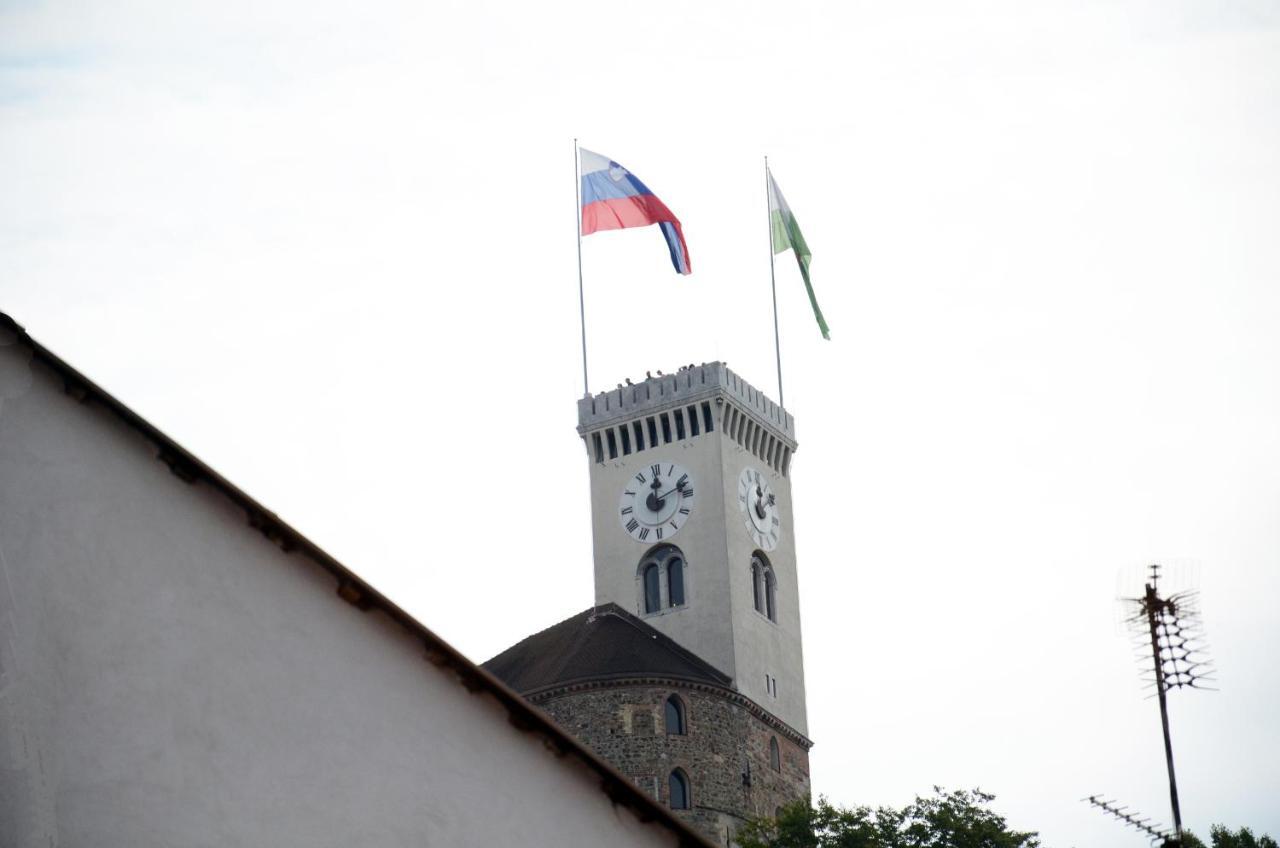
[579,148,691,275]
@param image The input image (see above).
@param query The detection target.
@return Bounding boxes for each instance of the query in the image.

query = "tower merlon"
[577,362,796,451]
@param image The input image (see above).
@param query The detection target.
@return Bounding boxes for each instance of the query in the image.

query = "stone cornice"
[526,675,814,751]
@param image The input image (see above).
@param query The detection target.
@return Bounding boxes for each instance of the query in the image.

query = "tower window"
[668,769,690,810]
[765,567,777,622]
[686,405,700,436]
[632,420,645,452]
[751,559,763,613]
[606,429,618,460]
[769,737,781,772]
[701,401,714,433]
[674,409,686,440]
[660,413,672,443]
[591,432,604,463]
[643,564,660,614]
[667,557,684,607]
[752,552,778,623]
[647,417,658,447]
[664,695,686,735]
[620,425,632,455]
[638,545,687,616]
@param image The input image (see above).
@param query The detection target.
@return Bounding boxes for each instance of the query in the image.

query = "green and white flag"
[768,171,830,340]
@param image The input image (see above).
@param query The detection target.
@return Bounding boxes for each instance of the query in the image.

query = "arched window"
[765,568,777,622]
[769,736,781,771]
[643,564,660,614]
[638,545,686,615]
[668,769,690,810]
[751,558,763,613]
[667,556,684,607]
[664,694,686,735]
[752,552,777,622]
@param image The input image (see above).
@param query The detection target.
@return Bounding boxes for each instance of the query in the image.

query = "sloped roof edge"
[0,311,716,848]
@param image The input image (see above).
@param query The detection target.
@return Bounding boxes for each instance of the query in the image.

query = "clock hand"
[655,483,688,500]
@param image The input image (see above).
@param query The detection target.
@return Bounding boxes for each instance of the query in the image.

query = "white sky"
[3,0,1278,844]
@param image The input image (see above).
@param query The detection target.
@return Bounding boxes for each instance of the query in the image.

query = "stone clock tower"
[486,363,811,845]
[576,362,808,736]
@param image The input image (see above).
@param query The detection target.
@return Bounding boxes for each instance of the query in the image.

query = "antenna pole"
[765,156,783,408]
[575,138,589,396]
[1145,566,1184,843]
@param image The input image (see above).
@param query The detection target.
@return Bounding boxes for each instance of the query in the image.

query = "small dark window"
[606,429,618,460]
[668,558,684,606]
[668,769,690,809]
[687,405,700,436]
[643,564,660,614]
[620,426,632,455]
[769,737,781,771]
[664,695,686,735]
[765,568,777,622]
[660,413,672,443]
[633,420,646,451]
[674,411,686,440]
[592,432,604,463]
[702,401,714,432]
[751,559,763,613]
[647,417,658,446]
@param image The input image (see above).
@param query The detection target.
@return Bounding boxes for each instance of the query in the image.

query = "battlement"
[577,362,796,475]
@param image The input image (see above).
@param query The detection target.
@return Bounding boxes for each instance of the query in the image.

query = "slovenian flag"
[579,148,691,275]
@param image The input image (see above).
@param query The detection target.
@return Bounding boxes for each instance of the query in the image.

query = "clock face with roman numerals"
[618,461,695,543]
[738,466,781,552]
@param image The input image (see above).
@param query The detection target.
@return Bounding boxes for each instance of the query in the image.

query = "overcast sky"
[3,0,1279,844]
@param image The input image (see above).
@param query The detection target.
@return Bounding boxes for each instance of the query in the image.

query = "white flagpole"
[765,156,784,408]
[575,138,589,396]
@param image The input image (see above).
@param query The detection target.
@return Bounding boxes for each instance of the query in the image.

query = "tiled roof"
[483,603,732,694]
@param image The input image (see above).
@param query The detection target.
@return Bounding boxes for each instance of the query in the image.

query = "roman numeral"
[626,518,639,533]
[677,474,689,488]
[624,490,635,497]
[655,527,664,540]
[621,506,633,515]
[639,528,650,540]
[669,520,680,530]
[635,472,646,483]
[678,507,690,515]
[667,464,674,476]
[651,464,661,478]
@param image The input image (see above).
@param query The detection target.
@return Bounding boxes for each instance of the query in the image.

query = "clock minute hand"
[655,483,688,500]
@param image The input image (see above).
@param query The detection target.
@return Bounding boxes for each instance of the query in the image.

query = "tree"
[1181,826,1278,848]
[737,788,1040,848]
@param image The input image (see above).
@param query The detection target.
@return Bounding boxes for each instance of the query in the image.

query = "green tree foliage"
[1181,826,1278,848]
[737,788,1040,848]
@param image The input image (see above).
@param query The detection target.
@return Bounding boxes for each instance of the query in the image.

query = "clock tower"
[576,362,808,736]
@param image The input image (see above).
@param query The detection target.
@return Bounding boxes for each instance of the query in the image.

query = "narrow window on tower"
[674,408,686,440]
[632,420,646,452]
[751,557,764,613]
[619,425,632,455]
[606,429,618,460]
[701,401,714,433]
[647,416,659,447]
[643,564,660,614]
[668,769,691,810]
[769,737,781,771]
[765,567,778,622]
[660,413,672,443]
[592,432,604,463]
[664,695,686,735]
[686,405,700,436]
[667,556,684,607]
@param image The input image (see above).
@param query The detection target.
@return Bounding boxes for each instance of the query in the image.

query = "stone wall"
[535,683,810,846]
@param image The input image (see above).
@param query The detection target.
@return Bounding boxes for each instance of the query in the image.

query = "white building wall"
[0,336,696,848]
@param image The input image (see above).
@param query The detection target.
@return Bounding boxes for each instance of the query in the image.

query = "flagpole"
[575,138,589,396]
[765,156,784,408]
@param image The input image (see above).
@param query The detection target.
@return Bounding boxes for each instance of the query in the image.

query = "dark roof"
[0,312,716,848]
[483,603,732,694]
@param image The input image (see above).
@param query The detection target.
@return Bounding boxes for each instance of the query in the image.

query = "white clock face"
[618,461,694,543]
[738,466,781,551]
